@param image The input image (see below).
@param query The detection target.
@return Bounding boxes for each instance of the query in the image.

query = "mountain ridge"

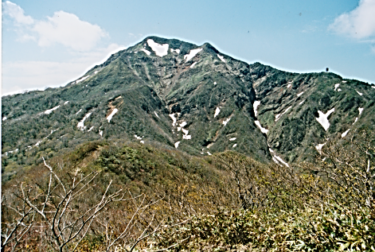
[2,36,375,181]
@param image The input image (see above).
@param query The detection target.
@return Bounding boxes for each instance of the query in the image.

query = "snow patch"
[170,48,180,54]
[181,128,191,140]
[287,84,292,88]
[106,108,118,123]
[299,100,305,105]
[297,91,304,97]
[180,121,187,128]
[214,82,217,85]
[353,117,358,124]
[99,130,103,137]
[140,48,151,55]
[275,106,292,122]
[358,107,364,115]
[356,90,363,96]
[253,101,261,117]
[88,126,94,132]
[222,117,231,126]
[207,152,212,156]
[2,117,7,121]
[315,143,326,155]
[341,129,350,138]
[315,108,335,131]
[169,113,177,127]
[217,54,226,62]
[174,141,180,148]
[233,144,237,148]
[76,76,89,84]
[190,62,197,68]
[147,39,169,57]
[134,135,142,140]
[154,111,160,118]
[184,48,202,62]
[77,112,92,131]
[255,120,269,134]
[229,137,236,141]
[75,109,82,115]
[64,101,69,105]
[43,105,60,115]
[269,148,289,167]
[214,107,221,118]
[334,83,340,91]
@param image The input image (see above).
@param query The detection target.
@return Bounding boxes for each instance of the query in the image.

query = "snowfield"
[147,39,169,57]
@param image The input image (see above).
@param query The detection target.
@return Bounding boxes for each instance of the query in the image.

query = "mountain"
[2,36,375,180]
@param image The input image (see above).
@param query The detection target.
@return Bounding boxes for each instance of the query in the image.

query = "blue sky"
[2,0,375,95]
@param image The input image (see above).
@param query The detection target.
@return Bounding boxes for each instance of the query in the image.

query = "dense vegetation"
[2,130,374,251]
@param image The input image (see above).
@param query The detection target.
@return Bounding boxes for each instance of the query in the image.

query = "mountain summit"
[2,36,375,177]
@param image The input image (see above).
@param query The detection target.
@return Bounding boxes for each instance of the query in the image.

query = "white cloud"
[33,11,108,51]
[2,43,126,95]
[329,0,375,39]
[3,1,107,51]
[3,1,34,25]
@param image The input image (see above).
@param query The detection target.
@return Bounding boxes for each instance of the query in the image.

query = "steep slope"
[2,36,375,179]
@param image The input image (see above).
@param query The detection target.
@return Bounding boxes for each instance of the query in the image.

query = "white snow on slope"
[76,76,89,84]
[217,54,226,62]
[88,126,94,132]
[147,39,169,57]
[207,152,212,156]
[353,117,358,124]
[315,143,326,155]
[269,148,289,167]
[169,113,177,127]
[76,109,82,115]
[341,129,350,138]
[190,62,197,68]
[287,84,292,88]
[64,101,69,105]
[140,140,145,144]
[174,141,180,148]
[99,130,103,137]
[134,135,142,140]
[170,48,180,54]
[181,128,191,140]
[315,108,335,131]
[233,144,237,148]
[140,48,151,55]
[77,112,92,131]
[358,107,364,115]
[334,83,340,91]
[299,100,305,105]
[43,105,60,115]
[184,48,202,62]
[356,90,363,96]
[223,117,231,126]
[297,91,304,97]
[214,82,217,85]
[255,120,269,134]
[372,86,375,89]
[154,111,160,118]
[180,121,187,128]
[3,117,7,121]
[275,106,292,122]
[214,107,221,118]
[229,137,236,141]
[106,108,118,123]
[253,101,261,117]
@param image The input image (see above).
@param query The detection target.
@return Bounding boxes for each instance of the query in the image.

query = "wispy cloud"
[328,0,375,39]
[2,43,126,95]
[3,1,108,51]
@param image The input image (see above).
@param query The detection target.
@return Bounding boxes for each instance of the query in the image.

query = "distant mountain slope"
[2,36,375,178]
